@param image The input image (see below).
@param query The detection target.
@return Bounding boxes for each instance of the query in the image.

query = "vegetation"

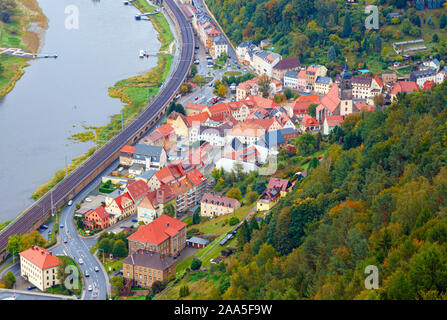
[206,0,447,73]
[97,232,130,258]
[191,258,202,271]
[6,230,46,256]
[0,271,15,289]
[51,256,82,296]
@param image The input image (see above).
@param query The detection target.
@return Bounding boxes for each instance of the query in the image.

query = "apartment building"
[200,193,241,217]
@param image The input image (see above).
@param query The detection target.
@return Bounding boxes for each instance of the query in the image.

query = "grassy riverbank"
[31,0,175,201]
[0,0,46,98]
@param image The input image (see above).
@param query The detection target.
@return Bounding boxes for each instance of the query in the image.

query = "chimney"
[49,252,52,256]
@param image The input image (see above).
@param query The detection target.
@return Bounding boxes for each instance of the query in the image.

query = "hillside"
[205,0,447,73]
[160,82,447,300]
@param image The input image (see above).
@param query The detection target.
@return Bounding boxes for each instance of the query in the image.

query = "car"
[88,285,93,291]
[195,97,199,100]
[120,225,128,228]
[132,218,138,223]
[79,258,84,265]
[194,59,200,64]
[118,167,124,172]
[209,82,213,87]
[27,286,37,291]
[60,224,64,228]
[85,198,92,202]
[94,266,100,272]
[237,65,240,69]
[63,239,68,244]
[85,270,89,277]
[194,45,199,50]
[67,200,73,206]
[40,224,48,230]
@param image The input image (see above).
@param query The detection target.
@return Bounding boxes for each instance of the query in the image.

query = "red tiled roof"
[120,145,135,154]
[301,115,319,127]
[127,215,187,245]
[113,192,134,211]
[185,102,208,112]
[187,168,206,186]
[291,95,321,114]
[325,115,344,127]
[391,81,418,95]
[186,111,210,126]
[373,75,383,88]
[267,177,290,192]
[423,80,435,91]
[20,246,62,270]
[126,180,150,202]
[244,95,279,109]
[317,84,340,113]
[156,123,174,137]
[356,102,374,112]
[85,206,110,221]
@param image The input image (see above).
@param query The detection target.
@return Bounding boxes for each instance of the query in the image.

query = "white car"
[67,200,73,206]
[94,266,100,272]
[85,198,92,202]
[79,258,84,265]
[88,285,93,291]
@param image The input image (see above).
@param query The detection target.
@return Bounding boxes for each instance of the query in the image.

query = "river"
[0,0,160,222]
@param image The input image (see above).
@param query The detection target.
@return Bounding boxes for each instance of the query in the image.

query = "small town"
[1,0,447,309]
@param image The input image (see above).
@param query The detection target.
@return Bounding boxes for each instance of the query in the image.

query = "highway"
[0,0,194,255]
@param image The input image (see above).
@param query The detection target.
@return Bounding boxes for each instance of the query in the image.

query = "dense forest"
[205,0,447,72]
[187,81,447,300]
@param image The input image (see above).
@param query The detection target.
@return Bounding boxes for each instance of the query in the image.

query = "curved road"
[0,0,194,255]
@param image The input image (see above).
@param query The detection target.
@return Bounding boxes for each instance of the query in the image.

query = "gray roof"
[284,71,299,79]
[134,144,163,162]
[137,169,157,180]
[123,251,175,271]
[315,76,332,85]
[214,35,226,45]
[279,127,298,136]
[187,237,210,245]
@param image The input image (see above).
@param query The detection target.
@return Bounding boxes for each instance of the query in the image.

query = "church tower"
[339,62,354,117]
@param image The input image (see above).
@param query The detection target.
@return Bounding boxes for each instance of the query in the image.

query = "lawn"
[101,256,125,276]
[188,203,255,236]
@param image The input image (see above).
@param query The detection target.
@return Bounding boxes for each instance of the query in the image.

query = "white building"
[283,71,299,89]
[252,50,281,78]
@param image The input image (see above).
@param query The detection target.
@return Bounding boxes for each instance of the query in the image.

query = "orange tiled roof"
[244,95,279,109]
[186,111,210,126]
[156,123,174,137]
[185,102,208,112]
[391,81,418,95]
[20,246,62,270]
[301,115,320,127]
[127,215,187,245]
[291,94,321,114]
[120,145,135,154]
[317,84,340,113]
[325,115,344,127]
[85,206,110,221]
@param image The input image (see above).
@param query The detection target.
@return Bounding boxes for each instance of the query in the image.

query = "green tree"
[328,46,337,62]
[163,203,176,218]
[257,74,271,98]
[308,103,317,118]
[226,188,242,201]
[193,74,207,87]
[0,271,16,289]
[245,191,258,204]
[6,234,22,257]
[229,217,240,226]
[110,276,124,298]
[190,63,198,77]
[192,211,201,224]
[433,33,439,43]
[217,84,227,97]
[112,239,128,258]
[0,0,16,23]
[98,238,113,254]
[191,258,202,271]
[179,285,190,298]
[440,13,447,29]
[341,12,352,38]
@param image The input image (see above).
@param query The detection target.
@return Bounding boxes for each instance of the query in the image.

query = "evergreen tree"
[328,46,337,62]
[440,13,447,29]
[341,12,352,38]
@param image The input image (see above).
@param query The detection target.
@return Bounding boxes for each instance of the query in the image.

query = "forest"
[185,81,447,300]
[205,0,447,72]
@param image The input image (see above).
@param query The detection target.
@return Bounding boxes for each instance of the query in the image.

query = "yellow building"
[257,178,292,212]
[19,246,63,291]
[200,193,241,217]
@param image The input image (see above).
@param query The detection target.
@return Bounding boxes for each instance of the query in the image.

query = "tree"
[245,191,258,204]
[433,33,439,43]
[373,94,385,107]
[193,74,207,87]
[308,103,317,118]
[112,239,127,258]
[0,0,16,23]
[179,285,190,298]
[0,271,16,289]
[226,188,242,201]
[163,203,176,218]
[328,46,337,62]
[110,276,124,298]
[237,220,251,249]
[255,181,267,194]
[284,88,293,100]
[0,61,4,76]
[6,234,22,257]
[440,13,447,29]
[192,211,200,224]
[257,74,271,98]
[191,258,202,271]
[98,238,113,254]
[190,63,198,77]
[151,280,165,294]
[341,12,352,38]
[229,217,240,226]
[167,101,185,115]
[20,231,46,252]
[217,84,227,97]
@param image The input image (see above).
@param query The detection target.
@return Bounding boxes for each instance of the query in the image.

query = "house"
[314,76,333,95]
[257,178,292,211]
[279,127,299,142]
[119,145,135,167]
[106,192,135,222]
[122,250,176,288]
[236,41,260,65]
[297,70,306,91]
[137,185,176,224]
[189,123,231,147]
[133,144,167,171]
[300,115,320,134]
[272,57,300,81]
[127,214,187,257]
[125,180,150,206]
[283,71,299,89]
[84,206,110,230]
[200,193,241,217]
[140,130,164,147]
[210,35,228,60]
[167,111,190,137]
[260,39,272,48]
[391,81,419,101]
[352,76,372,99]
[305,65,328,91]
[186,237,210,249]
[19,246,63,291]
[323,115,344,135]
[291,94,321,119]
[381,72,398,85]
[409,69,437,88]
[206,103,232,122]
[185,102,209,115]
[252,50,282,78]
[148,163,186,190]
[423,58,441,71]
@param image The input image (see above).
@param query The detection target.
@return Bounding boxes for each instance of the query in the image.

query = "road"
[0,290,70,300]
[0,0,194,256]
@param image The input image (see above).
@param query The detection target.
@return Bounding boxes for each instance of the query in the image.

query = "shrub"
[229,217,240,226]
[191,258,202,271]
[179,285,190,298]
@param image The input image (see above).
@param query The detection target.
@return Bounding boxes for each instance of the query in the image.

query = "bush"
[191,258,202,271]
[179,285,190,298]
[229,217,240,226]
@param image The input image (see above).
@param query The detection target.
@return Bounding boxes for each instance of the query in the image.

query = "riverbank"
[31,0,175,201]
[0,0,47,98]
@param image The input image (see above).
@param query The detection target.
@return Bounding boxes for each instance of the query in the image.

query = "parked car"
[60,224,64,228]
[94,266,100,272]
[67,200,73,206]
[85,198,92,202]
[131,218,138,223]
[195,97,199,100]
[85,270,89,277]
[63,239,68,244]
[27,286,37,291]
[194,59,200,64]
[79,258,84,265]
[88,285,93,291]
[40,225,48,230]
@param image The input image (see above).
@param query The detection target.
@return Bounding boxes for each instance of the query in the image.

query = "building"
[323,115,344,135]
[19,246,63,291]
[127,214,187,257]
[106,192,136,221]
[252,50,282,78]
[186,237,210,249]
[272,57,300,81]
[291,94,321,119]
[390,81,419,101]
[137,186,176,224]
[210,35,228,60]
[314,76,333,95]
[257,178,292,211]
[119,145,135,167]
[300,115,320,134]
[133,144,167,171]
[84,206,110,230]
[283,71,299,89]
[409,69,437,88]
[200,193,241,217]
[305,65,328,91]
[122,250,175,288]
[381,72,398,85]
[236,41,260,65]
[351,76,372,99]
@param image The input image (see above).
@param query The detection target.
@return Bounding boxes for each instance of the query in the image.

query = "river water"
[0,0,160,222]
